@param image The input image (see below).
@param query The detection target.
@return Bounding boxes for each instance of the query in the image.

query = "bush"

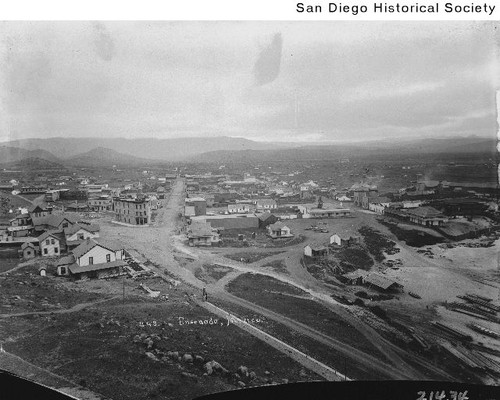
[370,305,388,320]
[353,298,365,307]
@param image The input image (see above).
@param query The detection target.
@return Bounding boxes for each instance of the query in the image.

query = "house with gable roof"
[267,222,293,239]
[38,230,64,257]
[63,223,100,249]
[68,238,127,280]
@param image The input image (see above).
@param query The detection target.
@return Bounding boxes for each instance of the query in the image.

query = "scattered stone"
[133,335,141,343]
[204,363,214,375]
[145,339,154,349]
[264,370,271,376]
[237,381,246,388]
[145,352,159,362]
[204,360,228,375]
[249,372,257,381]
[181,372,198,380]
[237,366,249,377]
[282,379,289,384]
[183,353,193,363]
[299,369,307,378]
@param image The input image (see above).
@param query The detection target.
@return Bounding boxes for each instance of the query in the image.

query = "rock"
[183,353,193,363]
[204,360,227,375]
[237,381,246,388]
[264,370,271,376]
[181,372,198,380]
[204,363,214,375]
[133,335,141,343]
[237,366,249,377]
[299,369,307,378]
[282,379,289,384]
[249,372,257,381]
[145,352,159,362]
[139,333,147,340]
[145,339,154,349]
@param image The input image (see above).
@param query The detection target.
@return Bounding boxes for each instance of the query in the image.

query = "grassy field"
[209,297,390,380]
[226,273,388,362]
[194,264,234,284]
[0,274,325,400]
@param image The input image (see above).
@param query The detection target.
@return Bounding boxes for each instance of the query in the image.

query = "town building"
[38,231,64,257]
[191,214,259,230]
[64,223,100,249]
[113,197,151,225]
[227,203,251,214]
[67,238,127,280]
[184,197,207,217]
[309,208,352,218]
[304,243,328,259]
[32,214,79,233]
[187,222,221,247]
[256,199,277,210]
[363,273,403,292]
[28,203,52,218]
[88,196,112,212]
[406,206,448,227]
[257,212,279,228]
[267,222,294,239]
[329,233,361,247]
[20,242,37,259]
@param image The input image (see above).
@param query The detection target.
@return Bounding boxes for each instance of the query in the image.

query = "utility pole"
[122,278,125,304]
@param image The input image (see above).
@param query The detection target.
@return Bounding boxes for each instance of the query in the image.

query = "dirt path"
[196,299,348,382]
[96,179,445,381]
[0,296,119,319]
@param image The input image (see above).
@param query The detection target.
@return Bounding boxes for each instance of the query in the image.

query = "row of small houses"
[20,224,127,280]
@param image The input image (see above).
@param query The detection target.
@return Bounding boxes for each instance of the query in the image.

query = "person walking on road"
[202,287,208,302]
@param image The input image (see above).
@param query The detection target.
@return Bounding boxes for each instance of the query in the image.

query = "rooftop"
[69,260,127,274]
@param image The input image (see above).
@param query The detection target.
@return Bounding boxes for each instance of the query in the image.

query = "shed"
[363,273,403,292]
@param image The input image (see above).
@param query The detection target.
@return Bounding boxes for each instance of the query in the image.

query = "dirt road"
[98,179,428,381]
[196,299,348,381]
[0,296,119,319]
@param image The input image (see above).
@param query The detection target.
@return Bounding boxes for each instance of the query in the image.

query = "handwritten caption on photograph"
[138,313,265,328]
[416,390,469,400]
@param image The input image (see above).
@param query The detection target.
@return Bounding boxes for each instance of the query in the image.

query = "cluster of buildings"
[1,202,128,280]
[181,173,358,246]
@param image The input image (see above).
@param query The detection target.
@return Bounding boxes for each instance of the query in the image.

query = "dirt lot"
[219,229,306,248]
[224,251,284,263]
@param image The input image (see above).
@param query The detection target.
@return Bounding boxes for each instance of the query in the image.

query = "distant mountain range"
[4,136,296,162]
[0,135,496,168]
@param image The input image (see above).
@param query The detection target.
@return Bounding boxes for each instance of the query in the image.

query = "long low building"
[309,208,352,218]
[190,214,259,230]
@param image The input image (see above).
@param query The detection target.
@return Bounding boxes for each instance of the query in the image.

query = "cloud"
[0,21,497,143]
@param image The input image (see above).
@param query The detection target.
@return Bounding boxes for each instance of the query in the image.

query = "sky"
[0,21,498,143]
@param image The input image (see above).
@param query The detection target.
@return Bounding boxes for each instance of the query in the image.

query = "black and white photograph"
[0,17,499,400]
